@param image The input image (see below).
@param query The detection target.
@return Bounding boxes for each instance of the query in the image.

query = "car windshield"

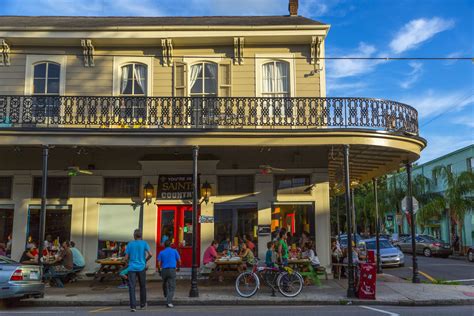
[365,240,392,250]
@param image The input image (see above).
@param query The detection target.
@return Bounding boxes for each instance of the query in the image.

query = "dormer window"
[120,63,147,96]
[33,62,60,95]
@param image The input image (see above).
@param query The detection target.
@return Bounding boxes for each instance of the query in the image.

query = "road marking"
[360,306,399,315]
[0,312,75,314]
[89,307,113,313]
[408,267,436,282]
[445,279,474,283]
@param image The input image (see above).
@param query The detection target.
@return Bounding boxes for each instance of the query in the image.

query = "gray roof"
[0,16,326,28]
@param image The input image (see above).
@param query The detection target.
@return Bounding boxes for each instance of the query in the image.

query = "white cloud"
[401,90,473,119]
[326,79,368,96]
[400,62,423,89]
[389,17,455,54]
[453,115,474,128]
[327,42,381,79]
[418,135,473,164]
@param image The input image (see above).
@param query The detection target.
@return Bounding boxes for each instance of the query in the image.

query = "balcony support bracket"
[81,39,95,67]
[0,39,10,66]
[161,38,173,67]
[233,37,244,65]
[310,36,323,71]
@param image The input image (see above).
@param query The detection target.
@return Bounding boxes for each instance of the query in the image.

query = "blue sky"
[0,0,472,163]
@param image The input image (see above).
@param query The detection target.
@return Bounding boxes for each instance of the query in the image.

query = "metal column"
[406,163,420,283]
[37,145,49,266]
[343,145,356,297]
[373,178,382,273]
[189,146,200,297]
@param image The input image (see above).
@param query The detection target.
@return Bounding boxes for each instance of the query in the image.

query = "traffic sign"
[401,196,419,214]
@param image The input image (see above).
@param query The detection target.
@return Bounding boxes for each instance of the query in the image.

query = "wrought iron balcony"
[0,96,419,135]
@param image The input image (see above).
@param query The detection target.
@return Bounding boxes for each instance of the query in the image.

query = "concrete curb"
[20,298,474,307]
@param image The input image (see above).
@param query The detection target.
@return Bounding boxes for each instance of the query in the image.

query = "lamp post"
[406,163,420,283]
[189,146,199,297]
[37,145,49,267]
[373,178,382,274]
[343,145,356,298]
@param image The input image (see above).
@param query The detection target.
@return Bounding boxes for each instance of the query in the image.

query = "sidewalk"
[22,274,474,307]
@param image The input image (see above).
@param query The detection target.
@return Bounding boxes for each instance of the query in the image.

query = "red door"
[157,205,200,268]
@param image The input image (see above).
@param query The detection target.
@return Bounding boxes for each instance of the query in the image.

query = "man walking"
[125,229,152,312]
[157,239,181,308]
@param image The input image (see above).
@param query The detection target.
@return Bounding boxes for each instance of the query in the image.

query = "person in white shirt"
[302,242,320,268]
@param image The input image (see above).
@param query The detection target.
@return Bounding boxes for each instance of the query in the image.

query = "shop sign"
[386,215,393,221]
[157,175,196,200]
[199,215,214,223]
[257,225,271,236]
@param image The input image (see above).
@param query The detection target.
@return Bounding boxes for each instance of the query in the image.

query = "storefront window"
[214,203,258,252]
[0,208,13,255]
[271,204,315,245]
[27,206,72,247]
[98,204,140,259]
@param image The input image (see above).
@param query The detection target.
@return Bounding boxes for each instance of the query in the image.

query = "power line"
[421,93,474,128]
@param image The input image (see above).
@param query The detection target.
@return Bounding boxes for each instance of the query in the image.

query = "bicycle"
[235,260,304,298]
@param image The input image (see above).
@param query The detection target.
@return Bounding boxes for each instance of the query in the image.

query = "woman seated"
[302,241,320,269]
[238,243,255,272]
[20,242,39,264]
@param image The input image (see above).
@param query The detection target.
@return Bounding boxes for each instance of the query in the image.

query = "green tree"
[420,166,474,254]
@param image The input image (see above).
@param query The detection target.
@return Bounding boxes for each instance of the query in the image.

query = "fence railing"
[0,96,419,135]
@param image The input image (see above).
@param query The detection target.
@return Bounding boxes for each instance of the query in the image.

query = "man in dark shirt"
[53,241,74,270]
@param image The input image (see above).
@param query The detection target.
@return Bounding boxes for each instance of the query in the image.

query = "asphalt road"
[0,305,473,316]
[383,254,474,285]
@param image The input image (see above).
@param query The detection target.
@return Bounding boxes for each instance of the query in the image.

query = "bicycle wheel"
[235,271,259,298]
[277,271,303,297]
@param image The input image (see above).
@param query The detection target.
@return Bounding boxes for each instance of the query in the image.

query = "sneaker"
[167,303,174,308]
[130,308,136,312]
[117,284,128,289]
[139,304,147,310]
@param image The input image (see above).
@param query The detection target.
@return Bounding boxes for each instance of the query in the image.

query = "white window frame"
[255,54,296,97]
[113,56,153,96]
[25,55,67,95]
[189,61,218,97]
[183,56,222,97]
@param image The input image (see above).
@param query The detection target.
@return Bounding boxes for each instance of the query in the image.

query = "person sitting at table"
[299,231,311,249]
[20,242,39,264]
[238,242,255,272]
[302,241,320,269]
[217,236,230,253]
[43,234,54,251]
[70,241,85,270]
[51,241,74,273]
[243,234,255,253]
[203,240,221,270]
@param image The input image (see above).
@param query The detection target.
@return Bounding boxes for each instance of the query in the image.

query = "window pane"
[133,80,144,95]
[160,209,175,245]
[47,64,60,78]
[204,78,217,93]
[28,208,72,248]
[0,177,12,199]
[122,80,133,94]
[191,79,203,94]
[183,210,193,247]
[271,204,314,241]
[204,63,217,78]
[103,178,140,198]
[218,176,254,195]
[34,63,46,78]
[274,175,311,195]
[262,63,274,93]
[33,79,46,94]
[47,79,60,94]
[33,177,70,199]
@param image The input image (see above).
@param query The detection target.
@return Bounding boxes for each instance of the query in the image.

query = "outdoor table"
[213,258,243,281]
[288,258,321,286]
[92,258,126,285]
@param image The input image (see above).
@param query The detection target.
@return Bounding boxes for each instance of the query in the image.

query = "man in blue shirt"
[125,229,152,312]
[70,241,85,269]
[157,239,181,308]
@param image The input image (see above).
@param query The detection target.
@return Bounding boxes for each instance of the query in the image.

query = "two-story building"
[0,1,425,273]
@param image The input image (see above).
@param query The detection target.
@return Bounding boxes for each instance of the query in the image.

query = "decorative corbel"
[310,36,323,70]
[0,39,10,66]
[81,39,94,67]
[161,38,173,67]
[233,37,244,65]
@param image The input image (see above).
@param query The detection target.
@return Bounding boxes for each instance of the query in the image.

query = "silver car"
[359,238,405,267]
[0,256,44,300]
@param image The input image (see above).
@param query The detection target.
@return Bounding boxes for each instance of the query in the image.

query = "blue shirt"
[71,247,85,267]
[157,247,180,269]
[125,240,151,272]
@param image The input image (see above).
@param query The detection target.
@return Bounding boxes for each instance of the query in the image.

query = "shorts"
[119,267,129,277]
[281,258,288,266]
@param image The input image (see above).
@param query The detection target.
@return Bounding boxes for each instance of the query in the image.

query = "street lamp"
[200,181,212,204]
[143,181,154,205]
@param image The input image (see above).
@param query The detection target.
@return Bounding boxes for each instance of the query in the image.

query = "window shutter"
[173,62,187,96]
[218,61,232,97]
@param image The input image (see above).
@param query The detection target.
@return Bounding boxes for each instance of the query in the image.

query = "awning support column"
[343,145,356,298]
[37,145,49,267]
[189,145,200,297]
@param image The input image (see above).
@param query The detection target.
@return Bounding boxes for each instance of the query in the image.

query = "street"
[383,254,474,285]
[0,305,473,316]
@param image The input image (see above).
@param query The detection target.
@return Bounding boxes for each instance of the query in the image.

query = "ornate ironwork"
[0,96,419,135]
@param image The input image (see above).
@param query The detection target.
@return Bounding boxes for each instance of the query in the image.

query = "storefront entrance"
[271,203,315,245]
[27,205,72,247]
[156,205,199,268]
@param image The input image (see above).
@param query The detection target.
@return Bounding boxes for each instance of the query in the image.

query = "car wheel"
[468,250,474,262]
[423,248,432,257]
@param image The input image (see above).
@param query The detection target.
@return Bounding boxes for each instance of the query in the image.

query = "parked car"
[359,238,405,267]
[0,256,44,300]
[338,233,362,249]
[467,246,474,262]
[396,235,452,257]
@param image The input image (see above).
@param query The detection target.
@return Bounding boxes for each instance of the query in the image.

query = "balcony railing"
[0,96,419,135]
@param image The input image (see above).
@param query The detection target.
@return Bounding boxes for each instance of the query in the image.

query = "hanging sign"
[199,215,214,223]
[157,175,196,200]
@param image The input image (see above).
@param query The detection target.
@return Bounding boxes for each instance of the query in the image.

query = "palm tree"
[420,166,474,254]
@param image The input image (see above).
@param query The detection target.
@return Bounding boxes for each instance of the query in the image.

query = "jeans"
[162,268,177,305]
[128,270,147,309]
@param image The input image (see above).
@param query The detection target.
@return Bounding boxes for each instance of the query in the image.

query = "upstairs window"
[467,157,473,172]
[262,61,290,97]
[120,63,147,96]
[33,177,70,199]
[33,62,60,95]
[0,177,12,199]
[190,62,217,97]
[104,177,140,198]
